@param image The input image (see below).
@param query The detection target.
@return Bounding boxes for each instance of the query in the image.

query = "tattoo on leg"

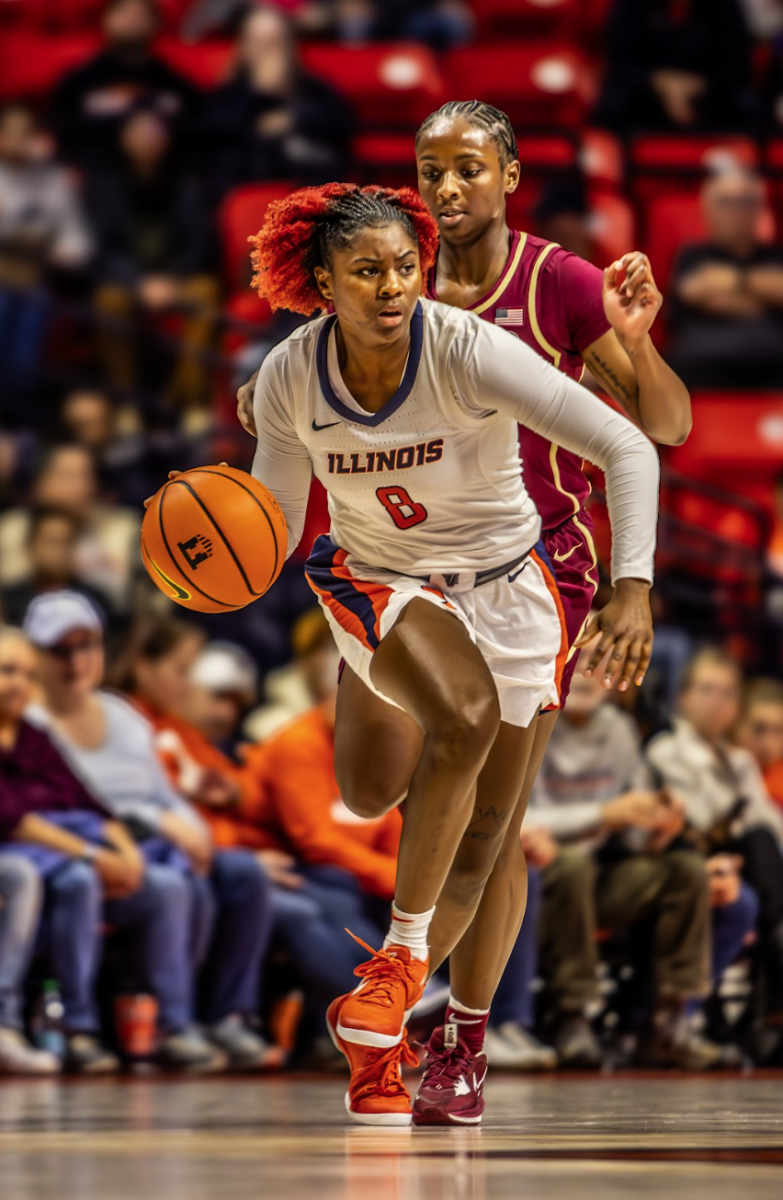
[463,806,509,840]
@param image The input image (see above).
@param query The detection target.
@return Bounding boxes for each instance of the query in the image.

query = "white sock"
[447,994,490,1018]
[383,902,435,961]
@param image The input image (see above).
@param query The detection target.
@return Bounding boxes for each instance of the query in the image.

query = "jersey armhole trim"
[527,242,561,368]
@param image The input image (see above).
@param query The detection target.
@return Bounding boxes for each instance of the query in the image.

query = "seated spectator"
[668,168,783,388]
[0,624,208,1074]
[0,846,55,1074]
[53,0,199,170]
[0,445,140,613]
[58,390,204,510]
[207,5,353,193]
[113,615,268,851]
[738,678,783,808]
[87,104,220,414]
[647,648,783,1042]
[0,102,92,415]
[531,175,596,266]
[327,0,474,48]
[24,591,280,1072]
[188,640,259,759]
[527,642,735,1071]
[245,607,341,741]
[0,506,117,634]
[594,0,758,135]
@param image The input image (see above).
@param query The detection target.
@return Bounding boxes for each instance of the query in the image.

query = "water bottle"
[32,979,66,1060]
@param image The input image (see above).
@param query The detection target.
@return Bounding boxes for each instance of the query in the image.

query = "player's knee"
[427,687,501,771]
[335,757,403,819]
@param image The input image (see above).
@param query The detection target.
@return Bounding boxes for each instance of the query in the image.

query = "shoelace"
[350,1031,419,1101]
[422,1038,474,1091]
[347,930,410,1010]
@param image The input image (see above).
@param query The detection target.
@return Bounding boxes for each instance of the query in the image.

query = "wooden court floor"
[1,1073,782,1200]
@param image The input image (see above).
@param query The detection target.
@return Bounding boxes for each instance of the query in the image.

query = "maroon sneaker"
[412,1023,488,1126]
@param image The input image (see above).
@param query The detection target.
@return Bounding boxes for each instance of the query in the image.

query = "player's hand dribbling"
[237,370,260,437]
[603,253,663,348]
[576,579,653,691]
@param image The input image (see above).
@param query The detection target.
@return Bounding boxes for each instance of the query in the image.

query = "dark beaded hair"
[415,100,519,167]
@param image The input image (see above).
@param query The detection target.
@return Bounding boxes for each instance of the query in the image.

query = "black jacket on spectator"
[669,241,783,388]
[594,0,759,134]
[206,71,353,194]
[52,50,200,168]
[85,162,217,284]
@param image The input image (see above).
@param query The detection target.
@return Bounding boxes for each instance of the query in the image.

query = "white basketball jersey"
[254,299,539,576]
[252,298,659,583]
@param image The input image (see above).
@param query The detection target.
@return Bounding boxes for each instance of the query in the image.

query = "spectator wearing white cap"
[24,591,279,1072]
[0,621,203,1074]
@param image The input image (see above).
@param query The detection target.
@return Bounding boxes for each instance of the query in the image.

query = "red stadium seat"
[15,0,189,30]
[629,134,760,205]
[589,190,636,268]
[471,0,581,37]
[0,32,99,98]
[443,43,596,128]
[642,192,775,289]
[669,394,783,481]
[156,37,234,88]
[219,183,295,291]
[352,134,417,188]
[0,32,233,97]
[581,128,623,188]
[300,43,446,129]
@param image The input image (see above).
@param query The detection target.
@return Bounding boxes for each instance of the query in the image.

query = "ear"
[314,265,333,304]
[504,159,520,197]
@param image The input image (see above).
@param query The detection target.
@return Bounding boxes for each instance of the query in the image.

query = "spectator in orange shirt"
[738,679,783,809]
[112,616,266,849]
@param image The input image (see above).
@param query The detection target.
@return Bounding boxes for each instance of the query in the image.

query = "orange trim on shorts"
[306,575,376,652]
[530,548,569,706]
[331,550,395,640]
[307,549,396,652]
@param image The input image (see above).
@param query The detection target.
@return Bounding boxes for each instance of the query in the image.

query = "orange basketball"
[141,465,288,613]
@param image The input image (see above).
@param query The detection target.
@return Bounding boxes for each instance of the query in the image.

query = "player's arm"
[582,252,692,446]
[250,355,312,558]
[237,368,260,436]
[455,322,660,688]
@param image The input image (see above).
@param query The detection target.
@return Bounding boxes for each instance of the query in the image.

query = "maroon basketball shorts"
[542,508,599,705]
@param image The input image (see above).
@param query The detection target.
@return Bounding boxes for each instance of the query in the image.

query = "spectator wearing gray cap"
[24,591,278,1072]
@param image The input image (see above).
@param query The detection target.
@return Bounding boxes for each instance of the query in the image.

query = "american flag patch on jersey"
[495,308,525,327]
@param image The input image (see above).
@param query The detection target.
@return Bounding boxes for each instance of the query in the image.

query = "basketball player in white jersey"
[242,181,659,1127]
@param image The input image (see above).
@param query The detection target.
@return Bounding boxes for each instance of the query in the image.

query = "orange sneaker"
[327,1002,419,1126]
[335,935,429,1049]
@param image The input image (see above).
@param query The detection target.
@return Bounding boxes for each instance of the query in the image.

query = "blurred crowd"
[2,591,783,1077]
[3,0,783,1077]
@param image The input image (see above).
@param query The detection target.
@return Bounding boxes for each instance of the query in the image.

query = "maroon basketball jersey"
[426,231,610,530]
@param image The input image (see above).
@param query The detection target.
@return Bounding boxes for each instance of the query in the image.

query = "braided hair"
[249,183,439,316]
[415,100,519,167]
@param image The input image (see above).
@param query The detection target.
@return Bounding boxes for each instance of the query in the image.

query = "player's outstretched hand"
[237,369,260,437]
[143,464,229,508]
[603,252,663,347]
[576,578,653,692]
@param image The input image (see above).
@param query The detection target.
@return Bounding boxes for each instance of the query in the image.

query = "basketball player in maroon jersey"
[235,103,690,1124]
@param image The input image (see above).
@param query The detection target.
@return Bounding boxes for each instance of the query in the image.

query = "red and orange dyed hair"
[249,182,439,316]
